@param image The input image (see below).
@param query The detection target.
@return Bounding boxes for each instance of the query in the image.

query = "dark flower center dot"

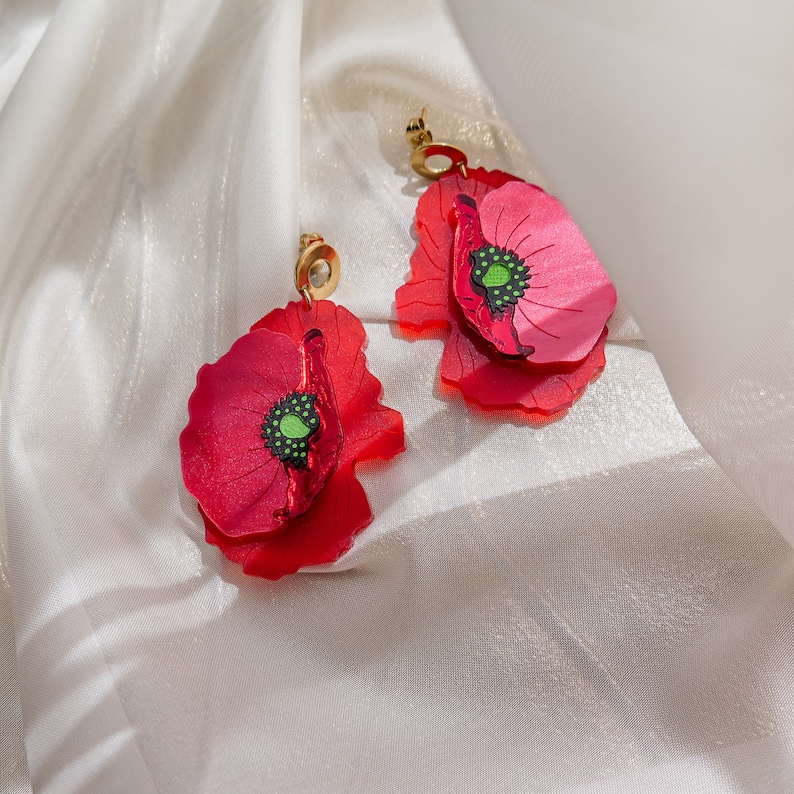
[470,245,530,316]
[261,391,320,468]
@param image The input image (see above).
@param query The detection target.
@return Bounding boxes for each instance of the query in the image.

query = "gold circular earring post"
[295,234,340,309]
[410,142,469,180]
[406,108,469,180]
[406,108,433,149]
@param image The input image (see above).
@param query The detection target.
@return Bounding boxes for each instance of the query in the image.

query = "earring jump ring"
[295,237,341,307]
[410,142,469,180]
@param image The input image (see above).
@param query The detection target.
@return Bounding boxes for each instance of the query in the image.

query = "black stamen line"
[524,298,582,313]
[526,243,555,258]
[272,353,290,385]
[512,230,534,253]
[516,301,560,338]
[232,406,265,415]
[494,206,505,244]
[503,211,533,249]
[249,368,281,396]
[220,459,274,486]
[243,464,283,511]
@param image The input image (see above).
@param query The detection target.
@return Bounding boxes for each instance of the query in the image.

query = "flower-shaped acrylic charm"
[397,113,617,417]
[181,241,404,580]
[452,183,615,365]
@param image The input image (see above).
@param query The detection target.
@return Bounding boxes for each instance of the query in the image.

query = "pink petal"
[479,181,616,365]
[180,328,299,540]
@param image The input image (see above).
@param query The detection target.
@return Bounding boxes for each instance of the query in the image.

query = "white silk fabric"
[450,0,794,548]
[0,0,793,791]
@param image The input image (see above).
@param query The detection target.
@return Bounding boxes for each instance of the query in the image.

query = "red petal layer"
[440,325,608,416]
[397,167,613,417]
[192,300,406,580]
[204,462,371,579]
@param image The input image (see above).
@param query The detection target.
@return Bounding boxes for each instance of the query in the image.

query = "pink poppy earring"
[396,110,617,417]
[180,235,405,580]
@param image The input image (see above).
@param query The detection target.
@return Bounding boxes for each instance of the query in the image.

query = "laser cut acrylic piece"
[396,166,617,416]
[181,300,405,580]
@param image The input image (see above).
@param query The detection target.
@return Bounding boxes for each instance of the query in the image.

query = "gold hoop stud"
[295,234,340,309]
[410,142,469,180]
[406,108,469,180]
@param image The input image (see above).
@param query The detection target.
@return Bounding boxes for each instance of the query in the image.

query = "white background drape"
[1,1,792,791]
[450,0,794,551]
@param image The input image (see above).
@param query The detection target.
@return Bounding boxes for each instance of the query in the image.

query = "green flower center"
[470,245,530,316]
[261,391,320,468]
[280,413,312,439]
[481,262,511,287]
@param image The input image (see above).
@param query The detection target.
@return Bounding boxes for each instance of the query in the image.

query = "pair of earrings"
[180,112,617,580]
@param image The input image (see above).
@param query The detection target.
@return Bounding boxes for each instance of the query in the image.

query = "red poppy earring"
[180,235,405,580]
[396,110,617,417]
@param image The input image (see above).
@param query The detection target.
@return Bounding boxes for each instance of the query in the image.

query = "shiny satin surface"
[0,0,792,791]
[451,0,794,549]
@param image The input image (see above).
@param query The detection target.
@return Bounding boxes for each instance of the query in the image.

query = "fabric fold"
[0,0,792,791]
[449,0,794,547]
